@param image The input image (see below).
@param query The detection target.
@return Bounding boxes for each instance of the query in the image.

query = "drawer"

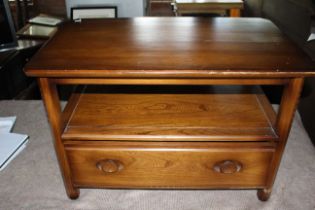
[65,141,274,189]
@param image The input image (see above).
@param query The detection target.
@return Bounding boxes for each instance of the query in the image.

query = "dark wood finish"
[62,86,277,141]
[15,0,24,28]
[38,78,79,199]
[36,0,67,17]
[25,18,315,201]
[261,78,304,201]
[0,40,43,100]
[257,188,272,202]
[147,0,175,16]
[0,50,32,99]
[213,160,243,174]
[25,18,315,78]
[0,51,17,99]
[96,159,124,174]
[51,78,290,85]
[9,0,39,30]
[175,0,243,17]
[61,90,82,132]
[65,141,274,188]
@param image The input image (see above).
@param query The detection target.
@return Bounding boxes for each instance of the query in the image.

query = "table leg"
[257,78,304,201]
[38,78,80,199]
[230,8,241,17]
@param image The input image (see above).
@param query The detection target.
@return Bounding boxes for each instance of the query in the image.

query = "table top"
[25,17,315,78]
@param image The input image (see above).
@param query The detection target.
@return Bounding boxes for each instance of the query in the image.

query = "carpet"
[0,100,314,210]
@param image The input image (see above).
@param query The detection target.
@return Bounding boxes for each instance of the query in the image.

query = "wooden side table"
[174,0,244,17]
[25,18,315,201]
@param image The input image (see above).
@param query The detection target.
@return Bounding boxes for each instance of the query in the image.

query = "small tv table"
[174,0,244,17]
[25,17,315,201]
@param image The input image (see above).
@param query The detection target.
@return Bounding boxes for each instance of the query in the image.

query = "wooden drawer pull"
[96,159,124,173]
[213,160,242,174]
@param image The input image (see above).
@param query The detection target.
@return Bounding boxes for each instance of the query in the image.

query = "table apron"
[49,78,291,85]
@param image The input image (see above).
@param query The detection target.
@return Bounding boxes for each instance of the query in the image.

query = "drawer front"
[65,142,274,189]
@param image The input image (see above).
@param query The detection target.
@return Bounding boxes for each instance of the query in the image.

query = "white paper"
[29,16,62,26]
[0,133,28,171]
[0,116,16,133]
[307,33,315,42]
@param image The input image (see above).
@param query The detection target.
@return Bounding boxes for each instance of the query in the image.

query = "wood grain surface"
[29,17,313,200]
[25,18,315,78]
[175,0,244,17]
[62,85,277,141]
[65,141,274,189]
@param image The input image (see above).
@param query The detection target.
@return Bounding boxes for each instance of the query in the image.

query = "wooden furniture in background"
[25,18,315,201]
[0,50,21,99]
[175,0,244,17]
[9,0,38,29]
[9,0,66,31]
[0,39,42,99]
[36,0,66,17]
[147,0,175,16]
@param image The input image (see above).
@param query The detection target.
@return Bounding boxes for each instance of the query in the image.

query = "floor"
[0,101,314,210]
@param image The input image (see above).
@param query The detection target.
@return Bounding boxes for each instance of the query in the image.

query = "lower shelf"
[62,85,278,142]
[65,141,275,189]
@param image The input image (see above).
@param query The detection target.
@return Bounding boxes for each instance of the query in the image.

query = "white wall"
[66,0,146,18]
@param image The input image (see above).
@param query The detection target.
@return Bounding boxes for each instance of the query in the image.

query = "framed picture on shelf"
[71,6,118,20]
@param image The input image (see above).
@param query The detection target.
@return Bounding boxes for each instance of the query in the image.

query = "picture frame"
[71,6,118,20]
